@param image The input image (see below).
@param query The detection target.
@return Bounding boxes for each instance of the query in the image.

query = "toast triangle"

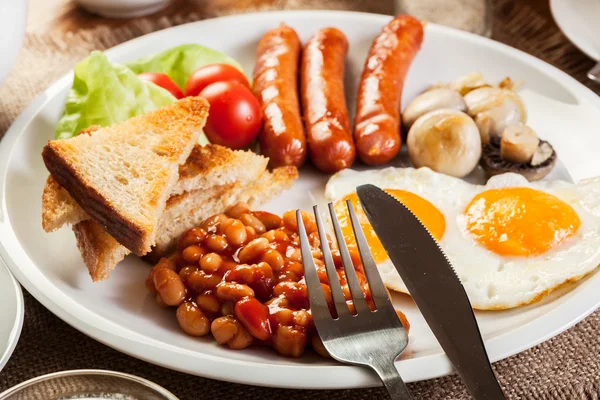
[42,97,209,256]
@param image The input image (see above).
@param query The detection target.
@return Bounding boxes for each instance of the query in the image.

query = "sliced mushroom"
[531,142,555,166]
[448,72,489,95]
[500,124,539,164]
[403,87,466,131]
[407,109,482,178]
[464,87,527,144]
[480,136,556,182]
[498,77,523,91]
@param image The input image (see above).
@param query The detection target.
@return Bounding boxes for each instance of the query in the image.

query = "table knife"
[357,184,506,400]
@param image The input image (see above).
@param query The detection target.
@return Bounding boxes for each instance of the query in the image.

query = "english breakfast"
[39,13,600,360]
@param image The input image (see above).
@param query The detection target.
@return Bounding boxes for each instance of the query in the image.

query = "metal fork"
[296,201,412,399]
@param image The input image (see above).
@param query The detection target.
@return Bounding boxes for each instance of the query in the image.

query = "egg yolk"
[463,187,581,257]
[335,189,446,263]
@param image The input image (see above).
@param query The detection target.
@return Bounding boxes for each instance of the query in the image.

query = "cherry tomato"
[138,72,184,99]
[199,81,262,149]
[185,64,249,97]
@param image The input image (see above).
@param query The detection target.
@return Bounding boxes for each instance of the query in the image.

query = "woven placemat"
[1,0,599,399]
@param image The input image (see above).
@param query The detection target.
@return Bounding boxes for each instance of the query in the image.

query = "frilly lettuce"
[54,51,175,140]
[125,44,244,89]
[54,44,243,140]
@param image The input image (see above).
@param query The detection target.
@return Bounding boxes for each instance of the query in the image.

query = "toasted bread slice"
[42,145,269,233]
[73,220,131,282]
[42,175,89,232]
[173,144,268,195]
[74,166,298,281]
[150,165,298,259]
[42,97,209,255]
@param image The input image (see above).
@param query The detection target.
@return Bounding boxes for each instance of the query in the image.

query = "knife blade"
[357,184,506,400]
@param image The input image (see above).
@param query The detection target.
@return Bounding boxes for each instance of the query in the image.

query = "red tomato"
[199,81,262,149]
[185,64,249,97]
[138,72,184,99]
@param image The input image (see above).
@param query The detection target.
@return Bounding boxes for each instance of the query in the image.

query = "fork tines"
[296,202,412,399]
[296,201,396,320]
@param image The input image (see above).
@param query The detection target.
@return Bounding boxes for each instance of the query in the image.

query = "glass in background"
[394,0,493,37]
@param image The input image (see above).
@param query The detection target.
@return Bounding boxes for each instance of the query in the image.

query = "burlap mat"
[1,0,599,398]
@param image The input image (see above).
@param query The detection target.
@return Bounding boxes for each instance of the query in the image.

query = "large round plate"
[551,0,600,61]
[0,258,24,372]
[1,11,600,389]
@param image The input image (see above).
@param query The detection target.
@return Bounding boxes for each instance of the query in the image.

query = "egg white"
[325,168,600,310]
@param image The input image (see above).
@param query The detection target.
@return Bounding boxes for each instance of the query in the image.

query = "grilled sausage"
[354,15,424,165]
[301,27,355,173]
[253,24,306,168]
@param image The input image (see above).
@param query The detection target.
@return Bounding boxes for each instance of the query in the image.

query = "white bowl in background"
[75,0,172,18]
[0,0,27,88]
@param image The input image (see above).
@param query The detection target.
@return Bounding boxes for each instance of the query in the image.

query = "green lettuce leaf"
[125,44,245,89]
[54,51,176,139]
[54,44,242,140]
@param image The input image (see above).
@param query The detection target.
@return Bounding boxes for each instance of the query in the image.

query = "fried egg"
[325,167,600,310]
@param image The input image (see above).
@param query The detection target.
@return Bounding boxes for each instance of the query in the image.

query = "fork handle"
[372,361,413,399]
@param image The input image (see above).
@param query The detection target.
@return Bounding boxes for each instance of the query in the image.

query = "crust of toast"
[148,166,298,261]
[75,166,298,281]
[42,145,268,233]
[73,220,131,281]
[43,97,209,255]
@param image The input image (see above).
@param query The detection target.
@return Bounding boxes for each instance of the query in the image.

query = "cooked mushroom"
[464,87,527,144]
[498,77,523,91]
[447,72,489,95]
[500,124,539,164]
[407,108,482,178]
[480,125,556,181]
[403,88,466,131]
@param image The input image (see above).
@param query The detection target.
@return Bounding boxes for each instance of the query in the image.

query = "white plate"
[0,257,24,372]
[551,0,600,60]
[1,11,600,390]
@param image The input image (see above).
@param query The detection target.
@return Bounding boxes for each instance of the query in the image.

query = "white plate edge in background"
[550,0,600,61]
[0,256,24,373]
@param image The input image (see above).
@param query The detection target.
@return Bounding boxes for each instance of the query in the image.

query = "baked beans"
[177,228,207,251]
[239,213,266,234]
[147,202,409,358]
[179,265,198,281]
[225,220,248,246]
[176,302,210,336]
[181,244,204,264]
[251,211,282,231]
[154,268,186,306]
[196,291,221,314]
[211,316,253,349]
[225,202,251,219]
[238,237,269,263]
[200,252,223,273]
[216,282,255,302]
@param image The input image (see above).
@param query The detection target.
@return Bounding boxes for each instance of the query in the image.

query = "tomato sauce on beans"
[147,202,409,357]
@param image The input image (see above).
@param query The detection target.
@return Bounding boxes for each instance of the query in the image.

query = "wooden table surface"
[29,0,553,34]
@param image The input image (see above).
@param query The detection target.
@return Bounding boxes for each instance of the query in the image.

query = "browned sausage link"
[301,27,355,173]
[354,15,424,165]
[253,24,307,168]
